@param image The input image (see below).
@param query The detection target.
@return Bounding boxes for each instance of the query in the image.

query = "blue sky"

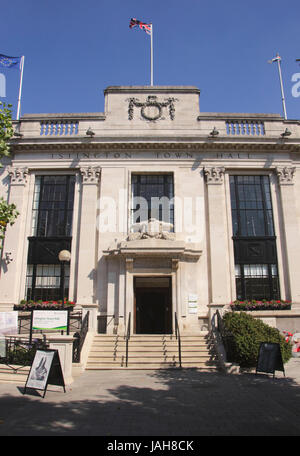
[0,0,299,119]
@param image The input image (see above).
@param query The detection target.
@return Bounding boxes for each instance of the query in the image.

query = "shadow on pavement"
[0,368,299,436]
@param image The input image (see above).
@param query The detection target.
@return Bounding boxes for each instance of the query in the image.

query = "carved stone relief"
[127,96,177,122]
[276,166,296,185]
[80,166,101,184]
[8,167,29,186]
[128,218,175,241]
[203,167,225,184]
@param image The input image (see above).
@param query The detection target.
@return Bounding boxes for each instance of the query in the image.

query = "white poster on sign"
[188,307,198,314]
[188,294,198,313]
[26,350,54,390]
[188,294,198,302]
[32,311,68,332]
[0,312,18,336]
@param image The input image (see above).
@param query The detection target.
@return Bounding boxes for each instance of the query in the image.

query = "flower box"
[230,299,291,311]
[14,300,76,312]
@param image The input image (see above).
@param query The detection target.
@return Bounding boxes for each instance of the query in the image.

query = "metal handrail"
[216,309,235,362]
[175,312,182,368]
[125,312,131,367]
[72,311,89,363]
[0,336,48,371]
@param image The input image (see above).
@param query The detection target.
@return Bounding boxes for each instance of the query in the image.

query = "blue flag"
[0,54,22,69]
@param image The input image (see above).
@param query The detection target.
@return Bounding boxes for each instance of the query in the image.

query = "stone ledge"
[244,309,300,317]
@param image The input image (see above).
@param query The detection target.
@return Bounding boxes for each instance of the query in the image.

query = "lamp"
[86,127,95,137]
[209,127,219,137]
[58,250,71,262]
[58,250,71,310]
[281,128,291,138]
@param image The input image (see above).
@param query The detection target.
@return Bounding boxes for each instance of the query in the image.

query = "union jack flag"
[129,18,152,35]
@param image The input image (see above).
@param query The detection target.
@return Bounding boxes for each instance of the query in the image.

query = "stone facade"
[1,85,300,334]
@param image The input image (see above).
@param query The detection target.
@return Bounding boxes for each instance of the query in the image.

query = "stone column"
[76,166,101,315]
[106,258,118,335]
[0,167,30,308]
[82,304,98,332]
[118,258,126,333]
[276,166,300,302]
[125,258,134,335]
[204,167,231,311]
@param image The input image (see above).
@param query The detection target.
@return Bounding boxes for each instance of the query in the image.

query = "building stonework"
[1,85,300,335]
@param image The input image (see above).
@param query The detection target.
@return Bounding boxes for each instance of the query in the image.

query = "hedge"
[222,311,292,368]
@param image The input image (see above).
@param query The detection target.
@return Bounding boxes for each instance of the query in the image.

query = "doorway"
[134,277,172,334]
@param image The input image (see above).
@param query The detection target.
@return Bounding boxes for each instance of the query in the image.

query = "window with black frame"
[26,175,75,301]
[229,175,280,301]
[31,175,75,237]
[131,174,174,228]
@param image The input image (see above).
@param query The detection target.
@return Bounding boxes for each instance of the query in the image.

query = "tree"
[0,198,19,248]
[0,101,14,165]
[0,101,19,250]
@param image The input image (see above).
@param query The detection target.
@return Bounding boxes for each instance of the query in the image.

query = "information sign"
[32,310,68,331]
[0,311,18,335]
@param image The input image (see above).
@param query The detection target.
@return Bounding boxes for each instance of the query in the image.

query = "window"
[235,264,280,302]
[26,175,75,301]
[31,175,75,237]
[26,264,70,301]
[230,175,280,301]
[230,175,274,237]
[131,174,174,227]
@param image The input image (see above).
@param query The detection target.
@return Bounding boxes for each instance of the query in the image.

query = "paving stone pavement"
[0,358,299,437]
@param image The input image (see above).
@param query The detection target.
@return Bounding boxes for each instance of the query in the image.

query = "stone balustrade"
[40,119,79,136]
[10,111,300,143]
[225,119,265,136]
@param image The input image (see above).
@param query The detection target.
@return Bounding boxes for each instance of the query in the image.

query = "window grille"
[131,174,174,227]
[26,264,70,301]
[26,175,75,301]
[230,175,280,301]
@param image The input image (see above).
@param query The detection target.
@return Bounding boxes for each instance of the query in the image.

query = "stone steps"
[86,334,218,370]
[0,364,30,384]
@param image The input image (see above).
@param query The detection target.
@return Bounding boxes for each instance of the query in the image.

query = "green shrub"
[222,311,292,368]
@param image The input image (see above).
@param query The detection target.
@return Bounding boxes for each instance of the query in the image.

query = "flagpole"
[269,53,287,120]
[276,55,287,120]
[16,55,24,121]
[150,24,153,86]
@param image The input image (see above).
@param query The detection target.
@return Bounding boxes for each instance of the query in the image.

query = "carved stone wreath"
[127,96,177,122]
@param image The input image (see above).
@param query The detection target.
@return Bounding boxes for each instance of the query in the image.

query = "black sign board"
[256,342,285,378]
[24,349,66,398]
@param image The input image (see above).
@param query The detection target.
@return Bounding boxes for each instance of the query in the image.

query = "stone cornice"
[104,85,200,95]
[9,140,300,153]
[19,113,106,121]
[103,239,202,260]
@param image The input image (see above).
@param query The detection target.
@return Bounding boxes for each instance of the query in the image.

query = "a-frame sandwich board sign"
[24,349,66,398]
[256,342,285,378]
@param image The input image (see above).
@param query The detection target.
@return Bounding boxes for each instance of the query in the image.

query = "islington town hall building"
[1,85,300,369]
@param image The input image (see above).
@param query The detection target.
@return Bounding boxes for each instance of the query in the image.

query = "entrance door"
[134,277,172,334]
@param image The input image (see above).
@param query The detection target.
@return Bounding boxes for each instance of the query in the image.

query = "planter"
[230,300,291,312]
[14,301,76,312]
